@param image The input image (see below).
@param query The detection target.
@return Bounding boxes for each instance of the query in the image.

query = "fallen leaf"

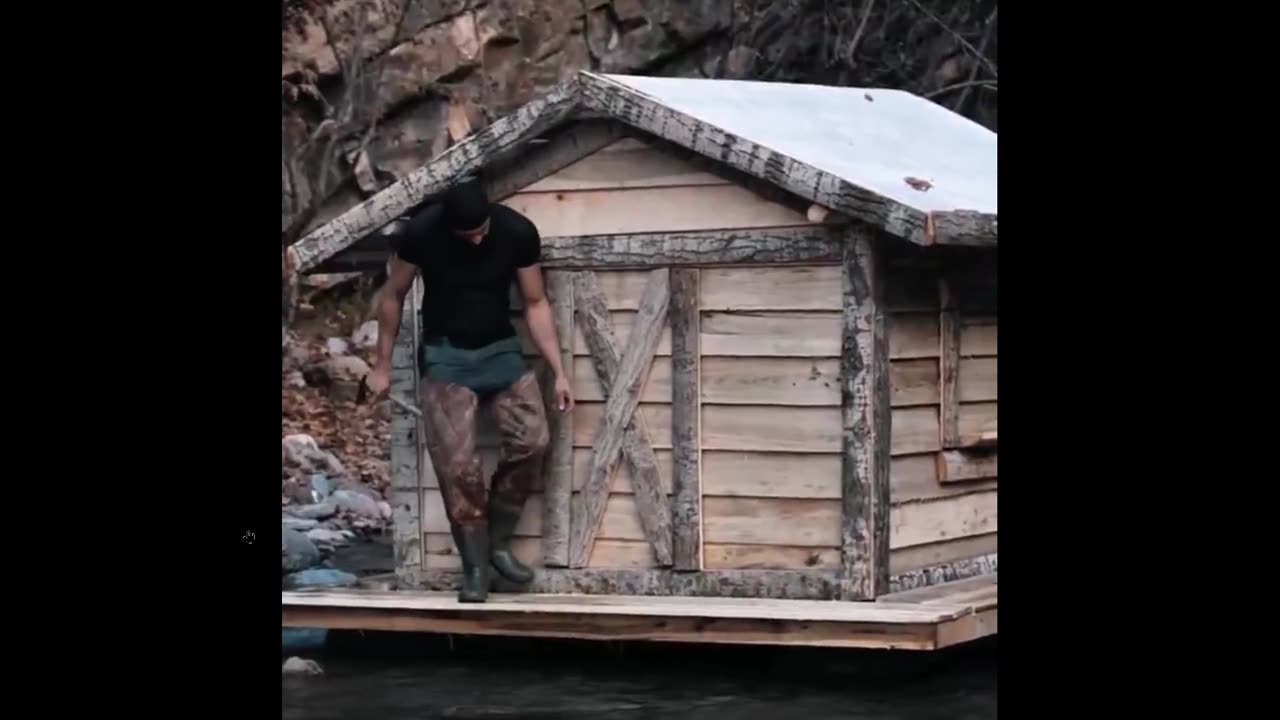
[904,176,933,192]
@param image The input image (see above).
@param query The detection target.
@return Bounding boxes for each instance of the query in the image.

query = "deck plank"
[282,575,998,651]
[282,589,966,624]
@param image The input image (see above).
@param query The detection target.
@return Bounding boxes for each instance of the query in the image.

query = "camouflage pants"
[420,368,550,528]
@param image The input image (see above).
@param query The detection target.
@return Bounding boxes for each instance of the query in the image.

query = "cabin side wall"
[884,249,998,585]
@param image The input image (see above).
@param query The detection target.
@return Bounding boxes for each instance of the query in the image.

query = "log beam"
[540,271,575,567]
[312,226,848,275]
[569,271,674,568]
[669,268,703,571]
[390,277,423,580]
[839,232,892,600]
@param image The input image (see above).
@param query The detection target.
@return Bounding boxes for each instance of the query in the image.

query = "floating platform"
[281,573,995,651]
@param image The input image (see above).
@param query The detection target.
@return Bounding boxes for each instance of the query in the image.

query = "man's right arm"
[368,257,419,396]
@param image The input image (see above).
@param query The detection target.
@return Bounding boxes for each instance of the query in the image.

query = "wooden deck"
[281,573,996,651]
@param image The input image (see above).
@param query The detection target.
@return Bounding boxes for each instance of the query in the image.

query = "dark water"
[282,632,996,720]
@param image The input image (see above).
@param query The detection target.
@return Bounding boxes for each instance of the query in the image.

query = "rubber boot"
[488,504,534,584]
[451,524,490,603]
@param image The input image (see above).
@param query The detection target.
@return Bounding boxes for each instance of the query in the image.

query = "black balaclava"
[441,177,490,232]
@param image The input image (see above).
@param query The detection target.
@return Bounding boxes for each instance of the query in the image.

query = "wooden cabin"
[287,72,997,606]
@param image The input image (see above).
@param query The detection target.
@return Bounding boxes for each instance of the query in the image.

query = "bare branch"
[903,0,997,78]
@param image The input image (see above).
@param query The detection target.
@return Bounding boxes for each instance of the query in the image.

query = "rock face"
[281,0,735,233]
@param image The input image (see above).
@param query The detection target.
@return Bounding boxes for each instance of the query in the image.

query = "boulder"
[283,515,319,532]
[351,320,379,350]
[283,567,360,590]
[306,528,352,547]
[282,656,324,675]
[282,435,347,477]
[302,355,371,402]
[282,526,321,573]
[284,370,308,388]
[331,489,383,520]
[286,502,338,520]
[325,337,350,357]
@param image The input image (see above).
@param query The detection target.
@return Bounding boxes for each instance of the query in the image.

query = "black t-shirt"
[390,202,541,349]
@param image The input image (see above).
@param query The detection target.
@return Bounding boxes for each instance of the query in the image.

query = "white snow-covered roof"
[290,71,998,274]
[600,74,997,217]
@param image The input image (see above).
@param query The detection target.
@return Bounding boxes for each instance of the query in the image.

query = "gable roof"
[288,71,997,274]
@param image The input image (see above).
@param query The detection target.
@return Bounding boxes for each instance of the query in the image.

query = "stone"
[283,515,319,531]
[309,474,334,501]
[283,339,312,373]
[332,489,383,520]
[284,568,359,590]
[373,8,515,119]
[306,528,352,547]
[285,370,308,389]
[282,656,324,675]
[377,501,393,521]
[282,526,322,573]
[351,320,379,350]
[325,337,350,357]
[282,435,347,477]
[286,502,338,520]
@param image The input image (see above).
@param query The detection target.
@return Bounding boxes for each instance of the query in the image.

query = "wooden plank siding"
[882,257,997,576]
[409,135,995,592]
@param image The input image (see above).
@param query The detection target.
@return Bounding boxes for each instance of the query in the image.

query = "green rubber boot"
[451,524,491,603]
[488,505,534,584]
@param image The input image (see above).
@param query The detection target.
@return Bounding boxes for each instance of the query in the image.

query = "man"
[363,177,573,603]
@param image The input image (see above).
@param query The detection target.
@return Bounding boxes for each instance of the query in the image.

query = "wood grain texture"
[502,184,814,237]
[700,311,841,357]
[669,268,703,571]
[889,313,941,358]
[890,533,997,576]
[541,271,575,567]
[290,76,581,273]
[538,226,843,268]
[701,266,841,311]
[839,233,891,600]
[926,210,997,247]
[522,136,731,192]
[485,120,629,201]
[703,497,841,547]
[424,568,843,600]
[890,491,997,549]
[960,316,997,356]
[570,270,673,568]
[390,279,423,575]
[939,279,962,447]
[938,450,997,484]
[887,552,997,594]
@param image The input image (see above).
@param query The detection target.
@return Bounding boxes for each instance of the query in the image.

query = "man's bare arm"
[516,265,562,376]
[372,257,419,375]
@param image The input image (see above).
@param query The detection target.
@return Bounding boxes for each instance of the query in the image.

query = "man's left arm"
[517,263,574,411]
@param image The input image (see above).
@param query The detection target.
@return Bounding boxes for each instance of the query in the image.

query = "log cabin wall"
[395,126,995,597]
[414,131,848,579]
[883,250,998,583]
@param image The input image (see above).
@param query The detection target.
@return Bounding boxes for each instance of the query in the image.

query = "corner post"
[839,230,891,600]
[391,276,424,586]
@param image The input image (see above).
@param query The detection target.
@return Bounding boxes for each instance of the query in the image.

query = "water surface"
[282,632,996,719]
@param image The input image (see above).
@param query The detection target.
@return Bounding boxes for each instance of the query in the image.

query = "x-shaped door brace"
[568,269,674,568]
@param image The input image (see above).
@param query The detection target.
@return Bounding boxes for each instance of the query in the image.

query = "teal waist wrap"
[419,336,527,393]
